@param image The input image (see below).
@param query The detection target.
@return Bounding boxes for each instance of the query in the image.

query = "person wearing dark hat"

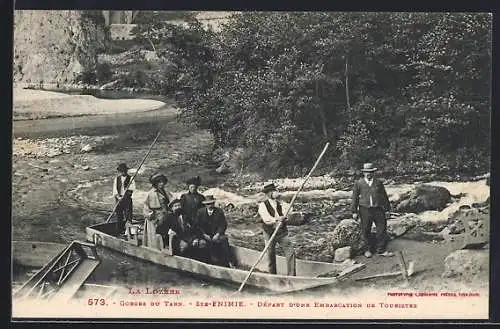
[351,163,393,258]
[257,183,296,276]
[143,173,171,248]
[161,198,209,258]
[180,176,206,224]
[194,195,232,267]
[112,163,136,235]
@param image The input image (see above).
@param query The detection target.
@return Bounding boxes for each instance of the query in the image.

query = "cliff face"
[13,10,108,85]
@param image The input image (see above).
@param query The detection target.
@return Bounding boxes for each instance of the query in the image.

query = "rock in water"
[442,250,489,280]
[395,184,452,213]
[334,246,351,262]
[14,10,108,84]
[81,144,93,153]
[327,219,362,251]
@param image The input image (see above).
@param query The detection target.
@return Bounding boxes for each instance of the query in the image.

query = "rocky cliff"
[13,10,108,85]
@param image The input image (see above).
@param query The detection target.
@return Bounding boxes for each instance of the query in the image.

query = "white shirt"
[207,208,215,216]
[364,177,374,207]
[258,199,293,225]
[112,175,136,196]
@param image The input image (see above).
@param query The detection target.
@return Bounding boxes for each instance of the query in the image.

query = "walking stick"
[236,142,330,292]
[105,130,162,224]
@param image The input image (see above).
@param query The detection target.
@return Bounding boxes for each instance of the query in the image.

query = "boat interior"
[89,222,360,278]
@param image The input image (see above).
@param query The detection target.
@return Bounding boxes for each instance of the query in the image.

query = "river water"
[12,89,270,297]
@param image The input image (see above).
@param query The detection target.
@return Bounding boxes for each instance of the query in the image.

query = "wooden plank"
[355,271,405,281]
[396,251,409,284]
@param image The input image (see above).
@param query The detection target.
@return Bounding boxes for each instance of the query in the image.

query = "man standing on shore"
[257,183,296,276]
[113,163,135,235]
[351,163,393,258]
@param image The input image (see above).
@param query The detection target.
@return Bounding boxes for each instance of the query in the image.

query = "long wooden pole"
[105,130,162,223]
[236,142,330,292]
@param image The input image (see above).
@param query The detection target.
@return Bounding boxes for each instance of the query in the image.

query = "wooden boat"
[13,240,118,301]
[86,222,366,293]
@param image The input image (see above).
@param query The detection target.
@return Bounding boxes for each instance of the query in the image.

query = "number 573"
[88,298,106,306]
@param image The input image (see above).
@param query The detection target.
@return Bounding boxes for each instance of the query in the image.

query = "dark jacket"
[180,192,206,222]
[195,207,228,237]
[351,177,391,213]
[159,212,197,243]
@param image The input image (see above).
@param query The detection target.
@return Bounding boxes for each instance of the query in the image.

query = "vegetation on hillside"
[130,12,491,178]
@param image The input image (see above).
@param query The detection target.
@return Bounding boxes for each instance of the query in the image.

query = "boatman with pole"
[258,183,296,276]
[237,142,330,292]
[112,163,135,235]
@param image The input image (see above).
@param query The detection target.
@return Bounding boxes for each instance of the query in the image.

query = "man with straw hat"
[257,183,296,276]
[195,195,232,267]
[112,163,135,235]
[351,163,393,258]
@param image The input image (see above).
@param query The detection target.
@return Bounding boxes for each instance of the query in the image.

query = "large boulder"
[446,206,490,235]
[395,184,452,213]
[385,214,419,238]
[442,249,489,280]
[14,10,108,85]
[327,219,362,251]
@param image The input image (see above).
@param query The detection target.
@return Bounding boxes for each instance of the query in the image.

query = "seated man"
[164,199,210,262]
[194,195,232,267]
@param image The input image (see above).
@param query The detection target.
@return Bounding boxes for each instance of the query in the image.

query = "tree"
[135,12,491,176]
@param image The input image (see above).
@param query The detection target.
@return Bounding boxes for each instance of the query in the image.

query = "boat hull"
[12,240,118,299]
[13,241,67,268]
[86,222,365,293]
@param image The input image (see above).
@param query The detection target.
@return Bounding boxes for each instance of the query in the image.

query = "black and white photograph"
[11,10,491,319]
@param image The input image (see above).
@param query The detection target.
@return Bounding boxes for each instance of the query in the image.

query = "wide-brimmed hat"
[186,176,201,186]
[361,163,377,172]
[150,172,168,185]
[169,198,182,208]
[263,183,278,194]
[202,195,216,205]
[117,163,129,172]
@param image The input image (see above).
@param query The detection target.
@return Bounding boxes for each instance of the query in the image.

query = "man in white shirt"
[112,163,136,235]
[257,183,296,276]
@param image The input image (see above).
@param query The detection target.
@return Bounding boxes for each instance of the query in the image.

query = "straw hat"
[361,163,377,172]
[202,195,216,205]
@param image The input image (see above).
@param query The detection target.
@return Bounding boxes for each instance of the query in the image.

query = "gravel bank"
[13,88,171,120]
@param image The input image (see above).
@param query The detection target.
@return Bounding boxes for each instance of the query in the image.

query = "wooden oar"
[105,130,162,224]
[236,142,330,292]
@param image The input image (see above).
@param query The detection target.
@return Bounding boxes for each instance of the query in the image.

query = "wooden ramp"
[13,241,101,303]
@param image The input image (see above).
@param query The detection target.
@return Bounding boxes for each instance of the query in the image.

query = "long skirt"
[143,209,168,248]
[142,219,157,248]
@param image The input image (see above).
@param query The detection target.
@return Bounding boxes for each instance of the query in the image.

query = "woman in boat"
[143,173,172,248]
[180,176,206,224]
